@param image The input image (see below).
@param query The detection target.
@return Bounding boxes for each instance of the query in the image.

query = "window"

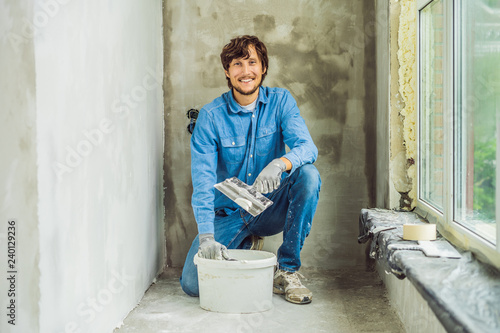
[417,0,500,265]
[420,0,445,211]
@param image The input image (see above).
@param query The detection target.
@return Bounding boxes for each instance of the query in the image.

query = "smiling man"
[224,47,265,104]
[180,35,321,304]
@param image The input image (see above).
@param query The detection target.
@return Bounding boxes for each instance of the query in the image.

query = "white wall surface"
[0,1,40,332]
[1,1,165,332]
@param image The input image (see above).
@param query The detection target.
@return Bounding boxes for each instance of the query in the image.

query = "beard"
[232,77,262,96]
[233,84,260,96]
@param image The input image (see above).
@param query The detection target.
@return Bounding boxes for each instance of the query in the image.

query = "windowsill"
[414,205,500,269]
[359,208,500,333]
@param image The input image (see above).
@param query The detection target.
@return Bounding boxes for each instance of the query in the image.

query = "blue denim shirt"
[191,86,318,234]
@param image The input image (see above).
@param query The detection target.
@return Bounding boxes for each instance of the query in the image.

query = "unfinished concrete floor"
[114,263,405,333]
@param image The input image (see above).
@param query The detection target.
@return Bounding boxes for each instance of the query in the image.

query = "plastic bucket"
[194,249,277,313]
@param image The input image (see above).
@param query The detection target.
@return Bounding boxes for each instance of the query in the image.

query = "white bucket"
[194,249,277,313]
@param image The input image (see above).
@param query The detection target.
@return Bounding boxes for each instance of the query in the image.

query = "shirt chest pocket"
[220,135,247,164]
[256,125,277,156]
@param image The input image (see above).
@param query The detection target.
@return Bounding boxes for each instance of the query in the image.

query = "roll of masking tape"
[403,223,436,241]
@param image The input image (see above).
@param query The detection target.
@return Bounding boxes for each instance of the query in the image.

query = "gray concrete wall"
[164,0,377,269]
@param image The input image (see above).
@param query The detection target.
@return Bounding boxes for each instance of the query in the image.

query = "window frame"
[415,0,500,268]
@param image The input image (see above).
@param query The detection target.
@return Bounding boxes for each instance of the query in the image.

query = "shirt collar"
[226,86,270,114]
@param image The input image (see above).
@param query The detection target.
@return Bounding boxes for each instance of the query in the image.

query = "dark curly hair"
[220,35,269,89]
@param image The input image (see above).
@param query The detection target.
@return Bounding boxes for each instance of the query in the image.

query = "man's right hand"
[198,233,230,260]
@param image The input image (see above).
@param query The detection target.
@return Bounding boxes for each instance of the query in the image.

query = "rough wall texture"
[164,0,377,269]
[384,0,417,210]
[397,0,417,208]
[389,0,410,208]
[377,0,417,210]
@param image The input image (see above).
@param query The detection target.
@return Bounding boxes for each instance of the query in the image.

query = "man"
[180,35,321,304]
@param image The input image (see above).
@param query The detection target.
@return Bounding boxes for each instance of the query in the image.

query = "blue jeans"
[180,164,321,296]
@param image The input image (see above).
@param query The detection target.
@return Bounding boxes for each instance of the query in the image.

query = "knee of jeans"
[298,164,321,191]
[180,276,199,297]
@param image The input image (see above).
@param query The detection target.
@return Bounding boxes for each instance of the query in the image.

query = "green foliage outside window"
[474,137,496,222]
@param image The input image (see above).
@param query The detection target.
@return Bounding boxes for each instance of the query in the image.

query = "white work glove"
[253,158,287,194]
[198,233,230,260]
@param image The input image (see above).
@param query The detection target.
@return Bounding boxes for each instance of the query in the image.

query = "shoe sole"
[287,295,312,304]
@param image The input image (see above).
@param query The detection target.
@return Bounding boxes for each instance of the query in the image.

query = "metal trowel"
[214,177,273,217]
[418,240,462,259]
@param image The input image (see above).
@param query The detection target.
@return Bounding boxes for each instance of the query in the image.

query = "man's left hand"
[253,158,287,194]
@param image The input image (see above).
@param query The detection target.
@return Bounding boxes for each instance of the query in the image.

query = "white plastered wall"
[0,1,165,332]
[0,1,40,332]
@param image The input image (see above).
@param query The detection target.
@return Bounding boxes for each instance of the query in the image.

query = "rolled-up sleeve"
[280,90,318,174]
[190,109,218,234]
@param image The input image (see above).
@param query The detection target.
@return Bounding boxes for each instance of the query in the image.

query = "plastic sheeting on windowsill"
[358,208,500,333]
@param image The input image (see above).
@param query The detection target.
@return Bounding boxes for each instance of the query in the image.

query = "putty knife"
[418,240,462,259]
[214,177,273,217]
[387,240,462,259]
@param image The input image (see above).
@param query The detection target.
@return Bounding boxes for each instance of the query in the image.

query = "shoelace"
[278,271,306,289]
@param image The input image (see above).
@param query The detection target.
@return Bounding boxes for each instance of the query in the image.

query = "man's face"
[224,45,267,102]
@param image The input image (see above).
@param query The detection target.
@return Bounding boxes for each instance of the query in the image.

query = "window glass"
[419,0,445,211]
[454,0,499,244]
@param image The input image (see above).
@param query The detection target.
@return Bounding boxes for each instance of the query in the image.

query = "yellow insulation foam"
[397,0,417,207]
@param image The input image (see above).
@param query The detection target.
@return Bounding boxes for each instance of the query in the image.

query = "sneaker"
[249,235,264,250]
[273,269,312,304]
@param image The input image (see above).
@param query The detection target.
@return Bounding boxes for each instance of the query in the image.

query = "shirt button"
[252,114,255,118]
[250,154,253,158]
[248,173,251,177]
[232,142,235,145]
